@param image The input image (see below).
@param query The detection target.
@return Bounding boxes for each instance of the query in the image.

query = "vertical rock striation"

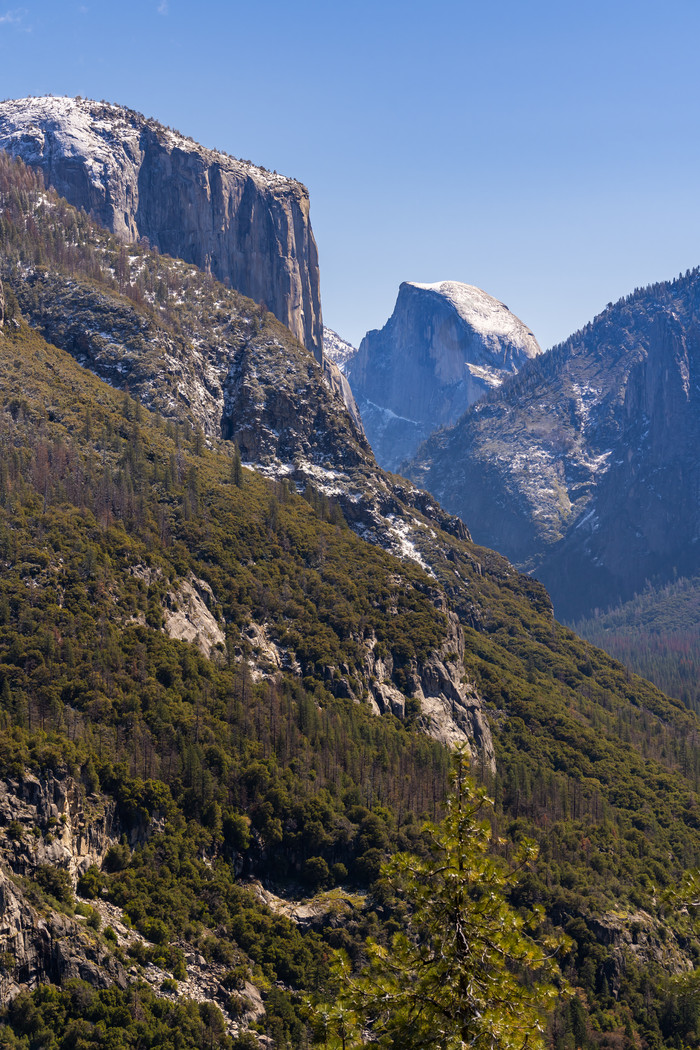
[0,96,323,361]
[346,281,541,470]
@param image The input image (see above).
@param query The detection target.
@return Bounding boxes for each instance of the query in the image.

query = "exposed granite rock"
[359,610,494,768]
[323,356,365,437]
[164,574,226,659]
[323,326,358,373]
[0,772,117,884]
[251,881,365,931]
[583,909,691,999]
[347,281,541,470]
[0,773,126,1001]
[0,868,127,1001]
[407,268,700,620]
[0,96,323,360]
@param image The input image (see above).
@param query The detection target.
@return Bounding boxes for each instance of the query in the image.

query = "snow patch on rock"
[409,281,541,360]
[323,326,358,374]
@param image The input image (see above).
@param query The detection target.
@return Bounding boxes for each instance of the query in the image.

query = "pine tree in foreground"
[314,750,569,1050]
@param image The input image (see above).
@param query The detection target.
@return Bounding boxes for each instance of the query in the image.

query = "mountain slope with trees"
[406,269,700,622]
[1,152,700,1045]
[573,574,700,714]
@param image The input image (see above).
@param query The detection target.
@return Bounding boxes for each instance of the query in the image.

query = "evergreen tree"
[317,751,568,1050]
[231,442,243,487]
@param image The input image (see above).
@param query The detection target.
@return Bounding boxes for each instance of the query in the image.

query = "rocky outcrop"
[0,868,127,1001]
[346,281,541,470]
[0,96,323,360]
[0,772,116,884]
[164,574,226,659]
[89,899,264,1033]
[361,610,494,767]
[582,909,691,998]
[0,772,126,1001]
[251,881,364,931]
[0,277,4,328]
[407,268,700,620]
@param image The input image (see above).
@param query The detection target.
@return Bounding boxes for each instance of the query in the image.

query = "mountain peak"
[405,280,541,359]
[345,279,542,470]
[0,95,323,360]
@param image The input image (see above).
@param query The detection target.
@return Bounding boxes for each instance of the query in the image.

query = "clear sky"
[1,0,700,350]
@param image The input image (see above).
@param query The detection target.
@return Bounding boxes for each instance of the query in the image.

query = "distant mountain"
[323,326,358,373]
[407,269,700,620]
[0,95,323,360]
[346,281,541,470]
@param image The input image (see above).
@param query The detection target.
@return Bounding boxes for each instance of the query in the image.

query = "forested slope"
[0,154,700,1046]
[573,575,700,715]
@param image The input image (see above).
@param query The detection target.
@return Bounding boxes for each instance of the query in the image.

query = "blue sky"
[1,0,700,350]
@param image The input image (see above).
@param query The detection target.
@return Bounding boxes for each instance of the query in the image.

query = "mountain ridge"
[406,267,700,620]
[0,95,324,361]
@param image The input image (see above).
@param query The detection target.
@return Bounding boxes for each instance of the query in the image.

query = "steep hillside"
[4,153,700,1045]
[0,96,323,360]
[1,314,700,1045]
[573,575,700,714]
[347,281,541,470]
[0,153,477,578]
[407,270,700,621]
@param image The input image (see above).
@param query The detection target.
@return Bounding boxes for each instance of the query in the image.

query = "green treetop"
[315,750,569,1050]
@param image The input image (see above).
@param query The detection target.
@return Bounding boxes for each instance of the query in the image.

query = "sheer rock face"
[346,281,541,470]
[0,868,127,1001]
[0,773,127,1001]
[0,772,117,884]
[322,356,365,436]
[407,270,700,620]
[0,96,323,361]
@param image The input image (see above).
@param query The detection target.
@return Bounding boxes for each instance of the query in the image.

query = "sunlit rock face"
[0,96,323,361]
[346,280,541,470]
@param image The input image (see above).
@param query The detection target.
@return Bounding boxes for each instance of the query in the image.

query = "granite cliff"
[407,269,700,620]
[346,281,541,470]
[0,96,323,360]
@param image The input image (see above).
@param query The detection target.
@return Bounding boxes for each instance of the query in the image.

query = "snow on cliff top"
[0,96,297,190]
[408,281,541,359]
[323,327,358,374]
